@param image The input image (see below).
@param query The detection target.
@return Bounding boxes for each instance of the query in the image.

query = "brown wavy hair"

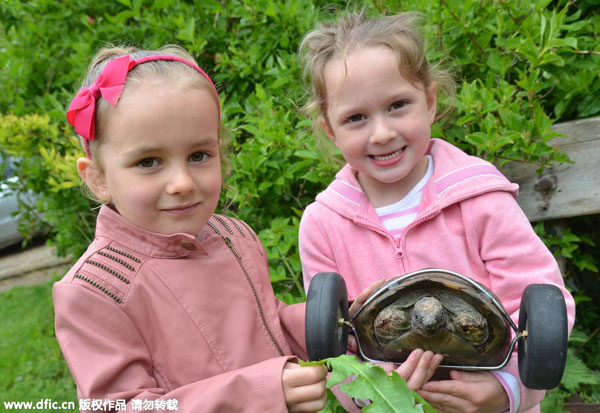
[299,10,456,160]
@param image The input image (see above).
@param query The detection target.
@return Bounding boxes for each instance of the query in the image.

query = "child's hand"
[282,362,328,412]
[376,349,443,390]
[347,280,387,355]
[348,279,388,317]
[417,370,509,412]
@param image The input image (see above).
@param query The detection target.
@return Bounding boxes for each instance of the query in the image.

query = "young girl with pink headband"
[53,45,330,412]
[298,11,575,413]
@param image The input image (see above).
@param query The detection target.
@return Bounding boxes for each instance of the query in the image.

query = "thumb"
[449,369,485,382]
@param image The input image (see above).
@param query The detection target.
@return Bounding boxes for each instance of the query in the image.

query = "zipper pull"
[224,236,242,259]
[394,237,404,258]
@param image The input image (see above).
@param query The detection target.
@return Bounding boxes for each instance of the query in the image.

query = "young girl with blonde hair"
[54,44,329,412]
[298,11,575,413]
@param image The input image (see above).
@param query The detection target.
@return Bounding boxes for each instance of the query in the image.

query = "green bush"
[0,114,95,258]
[1,0,599,407]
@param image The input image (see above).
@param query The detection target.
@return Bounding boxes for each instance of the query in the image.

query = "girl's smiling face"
[321,46,437,206]
[79,79,222,236]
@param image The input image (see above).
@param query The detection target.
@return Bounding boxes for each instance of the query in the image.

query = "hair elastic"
[66,54,220,158]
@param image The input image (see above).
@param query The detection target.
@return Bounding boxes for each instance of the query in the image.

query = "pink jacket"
[299,138,575,413]
[54,205,306,412]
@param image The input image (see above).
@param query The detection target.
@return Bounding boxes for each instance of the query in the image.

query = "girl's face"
[321,46,437,206]
[80,79,222,236]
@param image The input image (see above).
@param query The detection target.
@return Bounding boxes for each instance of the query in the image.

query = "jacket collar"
[95,205,209,258]
[316,138,519,222]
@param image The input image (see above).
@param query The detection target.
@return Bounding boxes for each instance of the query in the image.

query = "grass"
[0,273,77,411]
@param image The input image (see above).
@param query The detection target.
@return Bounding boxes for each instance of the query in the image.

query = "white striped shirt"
[375,156,434,238]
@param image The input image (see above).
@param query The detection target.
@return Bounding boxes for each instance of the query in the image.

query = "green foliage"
[560,349,600,394]
[394,0,600,170]
[0,113,96,258]
[542,346,600,411]
[302,355,435,413]
[534,217,600,407]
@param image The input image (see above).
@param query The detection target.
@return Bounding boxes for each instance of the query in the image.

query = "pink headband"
[66,54,220,158]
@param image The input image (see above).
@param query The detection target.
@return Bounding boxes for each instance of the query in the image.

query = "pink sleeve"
[469,191,576,412]
[299,204,340,291]
[53,284,292,413]
[277,300,308,361]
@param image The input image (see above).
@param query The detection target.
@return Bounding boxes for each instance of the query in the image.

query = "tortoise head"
[411,296,446,337]
[451,309,489,345]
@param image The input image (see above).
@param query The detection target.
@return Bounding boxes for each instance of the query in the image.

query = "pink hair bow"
[67,54,220,158]
[67,55,132,149]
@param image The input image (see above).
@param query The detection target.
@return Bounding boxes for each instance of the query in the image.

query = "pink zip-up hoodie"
[54,205,307,412]
[299,138,575,413]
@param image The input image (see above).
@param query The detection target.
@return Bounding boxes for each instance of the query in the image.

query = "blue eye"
[189,152,208,162]
[138,158,158,168]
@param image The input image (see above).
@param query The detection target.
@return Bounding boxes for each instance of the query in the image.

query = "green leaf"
[177,17,196,43]
[115,0,132,8]
[573,254,599,272]
[560,350,600,393]
[258,181,273,191]
[320,389,346,412]
[303,355,434,413]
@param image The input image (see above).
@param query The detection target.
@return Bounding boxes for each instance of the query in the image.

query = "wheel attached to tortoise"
[304,269,568,389]
[518,284,568,389]
[305,272,349,362]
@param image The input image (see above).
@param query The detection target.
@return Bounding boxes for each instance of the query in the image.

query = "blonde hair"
[299,10,455,157]
[73,44,230,201]
[77,44,224,161]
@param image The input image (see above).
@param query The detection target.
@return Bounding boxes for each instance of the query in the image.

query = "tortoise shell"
[353,270,512,366]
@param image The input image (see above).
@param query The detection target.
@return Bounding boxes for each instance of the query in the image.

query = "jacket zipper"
[356,208,441,257]
[223,236,284,356]
[401,209,440,239]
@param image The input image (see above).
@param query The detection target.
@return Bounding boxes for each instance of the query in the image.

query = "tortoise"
[305,269,568,390]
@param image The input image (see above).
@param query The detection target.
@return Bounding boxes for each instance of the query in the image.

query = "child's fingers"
[419,371,509,412]
[286,385,327,412]
[427,353,443,381]
[392,350,442,390]
[282,363,328,412]
[286,380,328,411]
[283,363,328,386]
[373,348,423,377]
[404,350,436,390]
[417,389,465,413]
[349,279,387,316]
[288,399,327,413]
[392,348,423,378]
[347,334,358,353]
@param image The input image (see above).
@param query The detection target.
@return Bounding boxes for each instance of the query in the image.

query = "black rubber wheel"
[518,284,568,389]
[305,272,349,361]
